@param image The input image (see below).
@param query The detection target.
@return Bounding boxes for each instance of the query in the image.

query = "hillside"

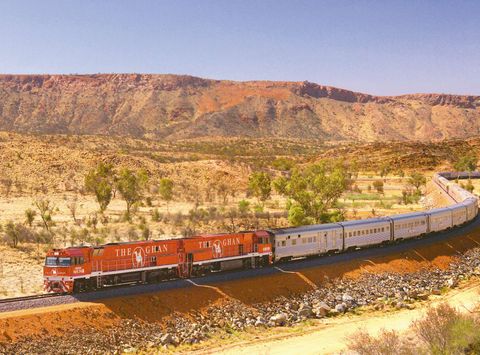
[0,74,479,141]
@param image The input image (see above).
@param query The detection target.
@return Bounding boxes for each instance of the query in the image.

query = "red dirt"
[0,303,118,343]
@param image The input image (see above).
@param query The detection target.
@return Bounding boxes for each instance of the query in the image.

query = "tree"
[408,172,427,194]
[372,180,384,194]
[24,208,36,227]
[216,182,231,205]
[379,164,391,181]
[3,221,30,248]
[238,199,250,216]
[1,178,13,197]
[32,230,51,257]
[34,198,55,235]
[158,178,174,209]
[277,162,351,224]
[453,152,478,182]
[453,152,477,174]
[116,168,148,217]
[272,158,295,171]
[272,176,288,195]
[248,172,272,202]
[67,195,79,225]
[288,205,309,226]
[84,163,115,213]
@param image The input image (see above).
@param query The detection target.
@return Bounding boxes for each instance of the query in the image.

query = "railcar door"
[318,232,327,254]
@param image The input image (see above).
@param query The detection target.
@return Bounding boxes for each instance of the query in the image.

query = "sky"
[0,0,479,95]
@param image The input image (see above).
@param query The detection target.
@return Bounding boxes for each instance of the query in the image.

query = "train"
[43,172,478,293]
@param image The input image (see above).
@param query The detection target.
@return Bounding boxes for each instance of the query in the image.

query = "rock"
[298,305,314,318]
[334,303,347,313]
[313,302,331,317]
[446,278,457,288]
[161,333,174,345]
[342,293,354,302]
[254,319,265,327]
[416,293,429,300]
[270,313,287,326]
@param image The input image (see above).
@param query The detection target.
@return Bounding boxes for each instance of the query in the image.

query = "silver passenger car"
[272,223,343,262]
[391,212,428,240]
[340,218,391,249]
[427,207,453,232]
[449,204,467,226]
[463,198,478,221]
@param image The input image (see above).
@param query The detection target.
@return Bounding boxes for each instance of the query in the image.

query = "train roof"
[389,211,426,220]
[339,217,390,227]
[427,207,453,214]
[272,223,341,235]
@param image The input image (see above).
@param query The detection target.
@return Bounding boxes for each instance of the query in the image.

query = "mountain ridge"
[0,74,479,141]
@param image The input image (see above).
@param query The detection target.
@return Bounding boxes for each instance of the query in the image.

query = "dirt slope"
[0,74,479,141]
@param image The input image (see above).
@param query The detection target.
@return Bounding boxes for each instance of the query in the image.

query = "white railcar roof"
[448,203,467,211]
[339,217,390,228]
[389,211,427,221]
[272,223,342,235]
[427,207,452,215]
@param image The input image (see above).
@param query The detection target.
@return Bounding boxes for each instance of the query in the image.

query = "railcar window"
[93,249,104,257]
[281,241,286,247]
[292,240,297,246]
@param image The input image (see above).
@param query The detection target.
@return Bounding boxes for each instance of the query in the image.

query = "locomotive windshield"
[45,257,71,267]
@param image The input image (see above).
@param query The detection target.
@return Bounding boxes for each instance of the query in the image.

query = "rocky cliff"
[0,74,478,141]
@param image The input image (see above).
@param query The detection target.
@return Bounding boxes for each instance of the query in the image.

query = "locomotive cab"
[43,247,90,293]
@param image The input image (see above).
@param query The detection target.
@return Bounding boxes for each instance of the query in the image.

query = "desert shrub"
[238,200,251,216]
[347,329,415,355]
[271,157,295,171]
[139,224,151,240]
[151,208,161,222]
[373,180,384,194]
[414,303,480,354]
[127,227,139,241]
[173,212,184,227]
[2,221,32,248]
[145,196,153,207]
[401,189,421,205]
[465,180,475,193]
[348,304,480,355]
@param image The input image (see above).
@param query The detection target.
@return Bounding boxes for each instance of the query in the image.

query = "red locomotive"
[43,231,272,293]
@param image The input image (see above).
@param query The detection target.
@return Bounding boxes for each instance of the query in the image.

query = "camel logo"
[212,240,222,258]
[132,247,146,268]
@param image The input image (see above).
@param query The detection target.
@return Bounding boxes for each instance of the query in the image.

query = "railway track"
[0,292,65,305]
